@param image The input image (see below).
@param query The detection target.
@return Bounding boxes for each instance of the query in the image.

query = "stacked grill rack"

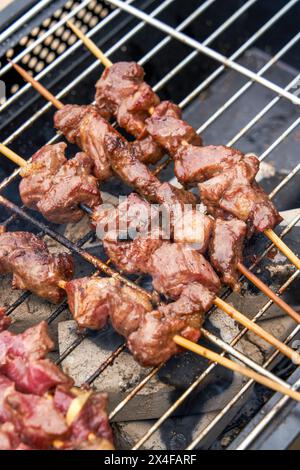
[0,0,300,450]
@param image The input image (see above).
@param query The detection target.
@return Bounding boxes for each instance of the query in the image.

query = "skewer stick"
[1,142,300,364]
[68,29,300,277]
[173,335,300,402]
[264,228,300,271]
[67,21,113,69]
[0,143,27,168]
[5,66,300,325]
[214,297,300,364]
[237,262,300,324]
[8,60,64,110]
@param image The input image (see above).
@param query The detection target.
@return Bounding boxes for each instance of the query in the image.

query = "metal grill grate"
[0,0,300,449]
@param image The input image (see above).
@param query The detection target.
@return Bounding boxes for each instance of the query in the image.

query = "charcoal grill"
[0,0,300,450]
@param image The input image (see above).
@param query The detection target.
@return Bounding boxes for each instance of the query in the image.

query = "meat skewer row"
[0,309,114,450]
[0,222,300,400]
[63,23,300,273]
[1,118,299,325]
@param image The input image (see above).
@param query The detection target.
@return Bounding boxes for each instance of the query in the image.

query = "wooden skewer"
[67,21,113,69]
[173,335,300,402]
[9,63,300,326]
[67,27,300,278]
[214,297,300,365]
[8,60,64,110]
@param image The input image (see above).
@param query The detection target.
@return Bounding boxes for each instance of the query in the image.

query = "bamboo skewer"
[173,335,300,402]
[0,152,300,402]
[9,59,300,326]
[1,144,300,367]
[66,23,300,280]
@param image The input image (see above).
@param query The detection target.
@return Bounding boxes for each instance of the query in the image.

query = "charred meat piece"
[174,144,243,186]
[209,218,247,291]
[147,242,220,299]
[0,232,74,303]
[199,155,282,235]
[54,104,112,180]
[103,229,164,275]
[128,283,215,366]
[20,143,66,209]
[65,276,152,335]
[20,143,101,224]
[146,101,202,157]
[131,135,164,164]
[95,62,159,136]
[65,277,119,330]
[37,152,101,224]
[92,192,159,237]
[173,209,214,252]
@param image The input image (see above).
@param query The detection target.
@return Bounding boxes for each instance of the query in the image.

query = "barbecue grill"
[0,0,300,450]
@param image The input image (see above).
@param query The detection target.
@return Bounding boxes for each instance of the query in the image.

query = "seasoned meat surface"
[0,309,10,333]
[20,143,101,224]
[0,232,74,303]
[147,242,221,298]
[199,155,282,235]
[128,283,214,366]
[174,145,243,185]
[173,209,214,252]
[209,218,247,291]
[65,276,152,335]
[20,143,66,210]
[95,62,159,137]
[146,101,202,157]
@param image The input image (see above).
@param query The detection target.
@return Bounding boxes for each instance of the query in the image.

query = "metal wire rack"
[0,0,300,449]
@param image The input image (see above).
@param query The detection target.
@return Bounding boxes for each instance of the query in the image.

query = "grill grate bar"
[0,0,139,112]
[0,0,98,79]
[179,0,300,109]
[0,0,53,45]
[187,274,300,450]
[105,0,300,105]
[197,32,300,135]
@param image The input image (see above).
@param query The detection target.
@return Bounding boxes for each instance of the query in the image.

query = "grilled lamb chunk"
[209,218,247,291]
[0,232,74,303]
[0,423,26,450]
[174,144,244,185]
[147,242,220,299]
[103,229,164,275]
[128,282,214,366]
[131,135,164,164]
[19,143,66,209]
[146,101,202,157]
[95,62,159,135]
[173,209,214,251]
[0,375,68,449]
[65,276,152,334]
[37,152,101,224]
[65,277,119,330]
[199,156,282,235]
[92,193,159,237]
[54,104,112,180]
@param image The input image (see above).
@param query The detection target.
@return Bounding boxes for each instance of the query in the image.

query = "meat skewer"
[1,78,299,326]
[64,24,300,273]
[1,220,300,403]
